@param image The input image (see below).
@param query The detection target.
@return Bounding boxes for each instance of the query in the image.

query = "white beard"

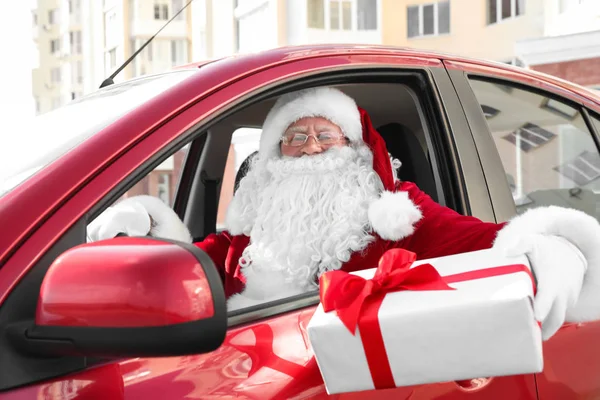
[226,145,383,310]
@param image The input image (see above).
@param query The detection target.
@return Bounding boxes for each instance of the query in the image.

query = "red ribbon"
[318,248,536,390]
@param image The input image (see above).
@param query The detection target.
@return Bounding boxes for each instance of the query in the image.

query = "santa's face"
[280,117,348,157]
[226,123,384,301]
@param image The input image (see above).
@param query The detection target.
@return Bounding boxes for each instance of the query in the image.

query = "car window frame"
[589,110,600,141]
[99,67,497,326]
[206,69,496,326]
[445,62,600,223]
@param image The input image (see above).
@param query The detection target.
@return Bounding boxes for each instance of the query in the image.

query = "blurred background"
[14,0,600,117]
[1,0,600,221]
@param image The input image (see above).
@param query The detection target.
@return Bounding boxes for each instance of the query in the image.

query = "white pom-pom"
[368,191,422,241]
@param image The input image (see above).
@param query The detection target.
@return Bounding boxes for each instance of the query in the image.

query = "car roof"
[178,44,600,107]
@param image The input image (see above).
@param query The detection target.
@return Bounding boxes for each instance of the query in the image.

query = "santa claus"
[88,87,600,341]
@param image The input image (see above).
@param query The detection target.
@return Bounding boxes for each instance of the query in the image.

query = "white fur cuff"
[368,190,423,241]
[494,206,600,322]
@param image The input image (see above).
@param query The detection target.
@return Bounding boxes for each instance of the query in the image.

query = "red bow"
[319,248,454,334]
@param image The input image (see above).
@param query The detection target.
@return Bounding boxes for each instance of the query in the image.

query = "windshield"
[0,70,197,198]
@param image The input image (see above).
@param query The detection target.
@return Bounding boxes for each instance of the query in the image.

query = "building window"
[52,96,62,110]
[407,1,450,39]
[487,0,524,25]
[171,0,185,20]
[50,39,61,54]
[309,0,378,30]
[308,0,325,28]
[50,67,62,83]
[146,41,153,61]
[104,10,118,48]
[154,1,169,20]
[555,150,600,186]
[481,104,500,119]
[170,40,187,65]
[48,9,59,24]
[69,0,81,15]
[502,123,557,152]
[357,0,377,30]
[69,31,82,54]
[157,173,171,205]
[106,48,117,74]
[171,40,177,64]
[71,60,83,84]
[109,48,116,68]
[330,0,352,30]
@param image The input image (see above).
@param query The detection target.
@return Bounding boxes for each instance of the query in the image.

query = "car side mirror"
[9,237,226,358]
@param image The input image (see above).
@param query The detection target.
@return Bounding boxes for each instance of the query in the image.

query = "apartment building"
[32,0,84,115]
[32,0,194,114]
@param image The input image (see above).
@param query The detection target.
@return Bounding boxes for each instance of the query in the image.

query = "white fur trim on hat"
[368,190,423,241]
[120,195,193,243]
[493,206,600,323]
[258,87,362,160]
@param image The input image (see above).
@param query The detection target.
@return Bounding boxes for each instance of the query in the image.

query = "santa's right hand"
[86,201,151,242]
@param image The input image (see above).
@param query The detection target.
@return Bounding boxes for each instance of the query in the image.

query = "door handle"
[454,377,494,392]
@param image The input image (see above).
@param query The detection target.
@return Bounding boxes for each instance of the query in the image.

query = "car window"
[0,70,196,198]
[216,127,261,231]
[122,144,190,206]
[468,78,600,220]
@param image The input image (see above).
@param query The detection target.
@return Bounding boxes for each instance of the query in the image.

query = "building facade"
[32,0,194,114]
[381,0,544,64]
[32,0,84,115]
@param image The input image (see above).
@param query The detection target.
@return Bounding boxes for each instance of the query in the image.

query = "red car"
[1,44,600,399]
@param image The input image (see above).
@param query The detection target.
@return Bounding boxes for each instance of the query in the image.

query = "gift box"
[307,248,543,395]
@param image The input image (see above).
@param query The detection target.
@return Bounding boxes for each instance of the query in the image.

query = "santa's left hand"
[504,234,587,340]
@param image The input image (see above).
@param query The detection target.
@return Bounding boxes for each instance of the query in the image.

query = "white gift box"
[307,248,543,395]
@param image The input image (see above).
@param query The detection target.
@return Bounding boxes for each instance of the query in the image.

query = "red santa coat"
[195,181,506,299]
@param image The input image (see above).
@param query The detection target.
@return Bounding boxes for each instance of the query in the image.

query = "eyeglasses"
[281,132,347,147]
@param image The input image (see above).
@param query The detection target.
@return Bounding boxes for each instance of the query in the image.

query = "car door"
[114,56,537,399]
[446,59,600,399]
[0,51,536,399]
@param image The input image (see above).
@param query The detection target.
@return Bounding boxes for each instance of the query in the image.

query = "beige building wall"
[381,0,545,62]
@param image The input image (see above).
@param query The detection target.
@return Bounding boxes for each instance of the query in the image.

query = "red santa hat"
[256,87,423,241]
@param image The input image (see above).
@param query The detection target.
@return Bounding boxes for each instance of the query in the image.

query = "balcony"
[546,1,600,36]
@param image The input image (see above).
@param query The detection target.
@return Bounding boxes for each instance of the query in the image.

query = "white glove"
[504,234,587,340]
[87,195,193,243]
[87,201,151,242]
